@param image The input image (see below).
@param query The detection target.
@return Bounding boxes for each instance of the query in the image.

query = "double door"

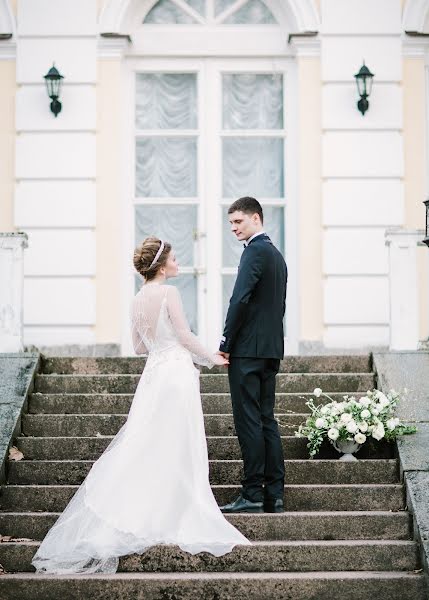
[126,57,296,352]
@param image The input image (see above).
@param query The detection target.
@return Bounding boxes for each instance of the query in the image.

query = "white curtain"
[136,73,197,130]
[223,73,283,129]
[144,0,198,23]
[224,0,276,24]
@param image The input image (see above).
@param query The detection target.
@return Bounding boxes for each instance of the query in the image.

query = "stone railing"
[0,232,28,352]
[385,228,428,351]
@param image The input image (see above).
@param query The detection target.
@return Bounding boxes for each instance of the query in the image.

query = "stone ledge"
[0,352,40,484]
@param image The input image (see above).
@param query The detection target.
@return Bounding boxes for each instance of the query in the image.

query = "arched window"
[144,0,277,25]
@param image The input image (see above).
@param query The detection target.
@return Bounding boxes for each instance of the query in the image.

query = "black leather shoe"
[264,498,284,513]
[220,494,263,514]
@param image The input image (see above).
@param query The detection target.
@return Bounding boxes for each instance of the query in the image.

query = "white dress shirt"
[243,231,266,247]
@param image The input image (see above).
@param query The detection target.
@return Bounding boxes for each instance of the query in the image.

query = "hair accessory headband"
[149,240,165,268]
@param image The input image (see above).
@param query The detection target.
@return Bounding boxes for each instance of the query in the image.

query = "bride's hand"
[212,353,229,366]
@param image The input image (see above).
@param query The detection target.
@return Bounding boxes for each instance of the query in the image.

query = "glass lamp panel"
[223,73,283,129]
[222,137,284,198]
[144,0,198,23]
[136,73,197,130]
[223,0,276,23]
[135,204,197,267]
[222,205,285,268]
[215,0,232,15]
[136,137,197,197]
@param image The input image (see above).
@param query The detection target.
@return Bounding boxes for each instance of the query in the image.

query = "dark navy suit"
[219,232,287,502]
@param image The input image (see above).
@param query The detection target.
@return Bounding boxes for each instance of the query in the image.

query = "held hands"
[213,351,230,367]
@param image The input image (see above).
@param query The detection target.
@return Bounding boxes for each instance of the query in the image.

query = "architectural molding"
[98,0,320,35]
[403,0,429,32]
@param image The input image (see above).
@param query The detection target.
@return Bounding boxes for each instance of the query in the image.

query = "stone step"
[34,372,375,394]
[14,435,395,461]
[0,484,406,513]
[41,355,373,375]
[21,413,305,437]
[0,540,418,574]
[7,459,400,486]
[0,572,426,600]
[0,511,412,542]
[14,435,306,461]
[28,392,349,415]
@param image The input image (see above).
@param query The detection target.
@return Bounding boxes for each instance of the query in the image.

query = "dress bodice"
[131,284,215,368]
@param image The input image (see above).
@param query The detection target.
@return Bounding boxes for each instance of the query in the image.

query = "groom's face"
[228,210,261,242]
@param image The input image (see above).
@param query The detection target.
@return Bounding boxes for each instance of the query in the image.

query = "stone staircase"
[0,355,427,599]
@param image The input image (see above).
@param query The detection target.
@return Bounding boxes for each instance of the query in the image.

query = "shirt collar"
[243,231,266,247]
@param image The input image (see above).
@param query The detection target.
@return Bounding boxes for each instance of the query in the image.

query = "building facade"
[0,0,428,355]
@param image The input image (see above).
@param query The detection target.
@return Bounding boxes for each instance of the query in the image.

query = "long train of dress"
[31,284,250,574]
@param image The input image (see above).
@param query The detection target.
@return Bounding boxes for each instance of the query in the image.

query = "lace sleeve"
[166,285,215,368]
[130,300,148,356]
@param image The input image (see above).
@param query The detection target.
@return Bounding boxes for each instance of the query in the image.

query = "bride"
[31,237,251,574]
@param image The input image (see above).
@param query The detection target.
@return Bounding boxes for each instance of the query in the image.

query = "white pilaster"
[15,0,97,347]
[0,232,28,352]
[321,0,404,349]
[385,228,425,350]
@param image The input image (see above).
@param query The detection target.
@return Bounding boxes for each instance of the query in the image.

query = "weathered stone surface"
[6,458,400,486]
[0,540,419,574]
[373,352,429,422]
[27,392,347,415]
[0,571,427,600]
[396,423,429,472]
[21,413,303,437]
[0,483,405,513]
[41,355,372,375]
[0,353,40,483]
[0,511,412,542]
[34,372,375,394]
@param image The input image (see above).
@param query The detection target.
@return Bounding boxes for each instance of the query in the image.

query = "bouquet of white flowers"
[295,388,417,459]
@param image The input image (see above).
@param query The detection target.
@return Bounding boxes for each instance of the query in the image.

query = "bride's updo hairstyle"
[133,237,172,281]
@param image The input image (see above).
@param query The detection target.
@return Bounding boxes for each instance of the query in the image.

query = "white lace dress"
[31,283,250,575]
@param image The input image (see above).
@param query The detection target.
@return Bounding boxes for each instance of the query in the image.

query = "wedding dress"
[31,283,251,574]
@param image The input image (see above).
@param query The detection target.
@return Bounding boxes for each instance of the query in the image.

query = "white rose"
[346,420,358,434]
[336,403,345,412]
[354,433,366,444]
[361,409,371,419]
[320,406,329,415]
[340,413,352,424]
[315,417,328,429]
[328,428,339,440]
[372,407,380,416]
[372,423,385,441]
[313,388,322,398]
[359,397,371,407]
[375,390,388,404]
[358,421,368,432]
[386,417,400,431]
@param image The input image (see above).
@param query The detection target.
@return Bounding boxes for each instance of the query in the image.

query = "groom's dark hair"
[228,197,264,224]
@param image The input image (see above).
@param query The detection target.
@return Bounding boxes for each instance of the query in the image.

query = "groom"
[217,197,287,514]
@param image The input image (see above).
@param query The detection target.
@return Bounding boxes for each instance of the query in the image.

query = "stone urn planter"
[332,439,362,461]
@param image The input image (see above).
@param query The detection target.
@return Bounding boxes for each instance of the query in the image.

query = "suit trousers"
[227,356,285,503]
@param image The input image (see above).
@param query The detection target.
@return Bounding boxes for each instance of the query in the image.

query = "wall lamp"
[354,61,374,116]
[44,63,64,117]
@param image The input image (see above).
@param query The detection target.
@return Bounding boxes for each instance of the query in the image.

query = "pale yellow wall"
[297,55,323,342]
[403,56,429,341]
[96,59,122,343]
[0,60,16,233]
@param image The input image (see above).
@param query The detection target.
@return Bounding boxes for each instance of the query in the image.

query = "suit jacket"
[219,233,287,359]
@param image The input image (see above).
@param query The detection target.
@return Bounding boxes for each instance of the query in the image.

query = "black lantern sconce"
[43,63,64,117]
[424,199,429,248]
[354,61,374,116]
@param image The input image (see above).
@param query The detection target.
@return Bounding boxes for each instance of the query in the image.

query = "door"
[123,56,297,353]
